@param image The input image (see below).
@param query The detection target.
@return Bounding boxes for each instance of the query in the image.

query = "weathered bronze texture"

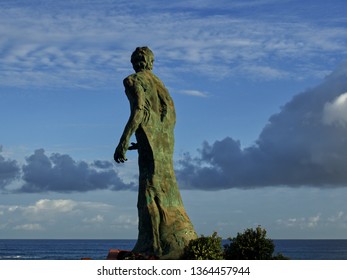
[114,47,197,259]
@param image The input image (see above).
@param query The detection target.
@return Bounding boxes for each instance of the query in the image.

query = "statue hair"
[131,46,154,72]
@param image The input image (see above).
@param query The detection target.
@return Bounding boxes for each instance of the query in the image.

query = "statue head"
[131,46,154,72]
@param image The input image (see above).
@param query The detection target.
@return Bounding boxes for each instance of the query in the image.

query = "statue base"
[106,249,159,260]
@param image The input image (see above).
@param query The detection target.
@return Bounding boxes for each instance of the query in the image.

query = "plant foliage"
[224,226,284,260]
[181,232,224,260]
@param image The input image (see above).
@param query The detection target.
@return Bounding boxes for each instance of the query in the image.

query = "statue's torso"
[124,70,176,156]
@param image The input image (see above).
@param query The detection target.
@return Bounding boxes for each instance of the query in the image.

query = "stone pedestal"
[106,249,158,260]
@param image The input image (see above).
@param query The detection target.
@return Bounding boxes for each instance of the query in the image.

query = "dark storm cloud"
[177,62,347,189]
[18,149,134,193]
[0,146,20,189]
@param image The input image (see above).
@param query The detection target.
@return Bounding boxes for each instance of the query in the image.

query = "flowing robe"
[120,70,197,258]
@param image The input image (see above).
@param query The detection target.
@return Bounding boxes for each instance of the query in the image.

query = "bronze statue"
[114,47,197,259]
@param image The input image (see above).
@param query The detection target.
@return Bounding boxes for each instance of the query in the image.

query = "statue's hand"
[128,142,138,150]
[114,146,127,163]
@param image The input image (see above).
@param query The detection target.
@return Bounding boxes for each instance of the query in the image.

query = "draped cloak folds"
[122,70,197,258]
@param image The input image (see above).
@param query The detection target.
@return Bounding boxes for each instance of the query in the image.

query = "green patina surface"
[114,47,197,259]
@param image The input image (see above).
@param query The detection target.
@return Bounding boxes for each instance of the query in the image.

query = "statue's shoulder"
[124,72,150,86]
[123,71,154,88]
[123,73,139,88]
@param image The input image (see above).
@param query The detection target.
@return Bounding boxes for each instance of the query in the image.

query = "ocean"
[0,239,347,260]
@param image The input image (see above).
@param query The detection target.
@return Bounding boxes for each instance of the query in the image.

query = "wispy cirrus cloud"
[176,90,209,98]
[1,0,346,89]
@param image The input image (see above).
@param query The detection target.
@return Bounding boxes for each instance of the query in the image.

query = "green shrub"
[181,232,224,260]
[272,252,290,260]
[224,226,286,260]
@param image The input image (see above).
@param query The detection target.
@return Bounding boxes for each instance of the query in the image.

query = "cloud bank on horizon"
[0,198,138,238]
[1,61,347,192]
[0,148,134,193]
[177,61,347,189]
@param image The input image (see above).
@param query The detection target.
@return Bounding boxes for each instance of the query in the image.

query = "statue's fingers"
[114,154,119,163]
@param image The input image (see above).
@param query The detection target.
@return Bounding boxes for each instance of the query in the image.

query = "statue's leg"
[146,192,162,256]
[133,183,152,254]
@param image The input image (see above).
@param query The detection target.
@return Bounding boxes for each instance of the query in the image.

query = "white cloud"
[323,92,347,126]
[239,64,289,80]
[328,211,345,223]
[20,199,113,218]
[83,215,104,224]
[176,90,209,97]
[1,1,346,89]
[277,214,321,229]
[24,199,77,214]
[162,0,280,9]
[8,206,19,212]
[276,211,347,231]
[308,214,321,228]
[14,223,44,231]
[112,214,138,230]
[0,196,139,238]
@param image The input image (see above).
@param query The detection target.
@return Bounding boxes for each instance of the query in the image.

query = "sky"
[1,0,347,239]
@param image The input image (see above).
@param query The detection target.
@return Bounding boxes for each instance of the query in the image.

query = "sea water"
[1,239,347,260]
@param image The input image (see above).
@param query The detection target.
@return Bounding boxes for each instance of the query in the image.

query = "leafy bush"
[181,232,224,260]
[181,227,288,260]
[272,252,290,260]
[224,226,287,260]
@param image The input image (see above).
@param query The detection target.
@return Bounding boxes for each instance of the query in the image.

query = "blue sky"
[1,0,347,239]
